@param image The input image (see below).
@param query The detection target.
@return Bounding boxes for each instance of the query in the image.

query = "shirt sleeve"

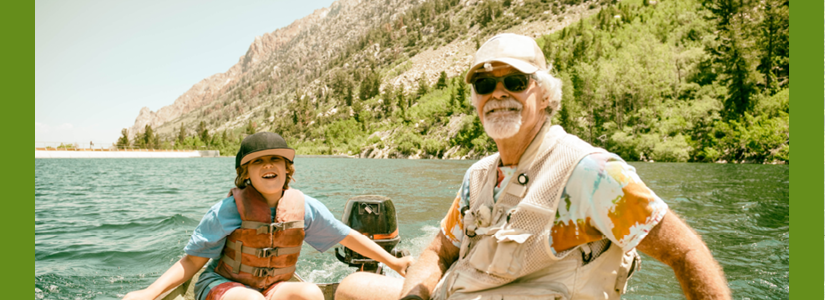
[302,195,352,253]
[440,169,471,248]
[551,153,669,253]
[184,197,242,259]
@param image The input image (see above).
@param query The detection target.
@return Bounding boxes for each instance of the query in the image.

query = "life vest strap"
[225,240,302,258]
[240,220,305,234]
[221,256,296,277]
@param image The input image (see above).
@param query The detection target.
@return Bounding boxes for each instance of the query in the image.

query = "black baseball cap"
[235,132,296,169]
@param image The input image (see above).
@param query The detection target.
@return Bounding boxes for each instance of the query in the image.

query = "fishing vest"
[214,186,305,290]
[434,120,640,300]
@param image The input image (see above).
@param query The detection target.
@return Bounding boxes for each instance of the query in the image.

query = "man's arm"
[399,232,460,300]
[636,209,731,300]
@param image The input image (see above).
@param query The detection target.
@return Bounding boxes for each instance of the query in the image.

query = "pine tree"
[345,85,353,106]
[143,124,154,149]
[177,124,186,145]
[449,89,456,110]
[197,121,209,143]
[153,133,161,149]
[704,0,759,119]
[359,72,373,101]
[397,90,406,114]
[117,128,130,149]
[436,71,448,89]
[757,0,789,92]
[246,120,256,135]
[416,73,429,99]
[382,84,394,117]
[456,80,467,109]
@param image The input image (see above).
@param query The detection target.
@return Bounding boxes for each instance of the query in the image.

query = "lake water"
[35,158,789,299]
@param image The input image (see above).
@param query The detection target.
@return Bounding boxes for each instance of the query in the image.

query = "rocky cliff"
[129,0,414,137]
[128,0,600,144]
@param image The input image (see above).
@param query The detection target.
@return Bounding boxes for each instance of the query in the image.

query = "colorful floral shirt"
[440,152,668,254]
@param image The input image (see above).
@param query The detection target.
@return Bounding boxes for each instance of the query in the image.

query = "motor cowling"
[335,195,408,274]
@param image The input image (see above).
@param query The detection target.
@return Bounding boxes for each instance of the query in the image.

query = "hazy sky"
[35,0,337,146]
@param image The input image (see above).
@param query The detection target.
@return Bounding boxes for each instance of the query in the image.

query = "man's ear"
[538,95,550,110]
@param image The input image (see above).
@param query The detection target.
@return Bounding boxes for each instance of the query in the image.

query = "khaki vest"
[434,121,640,300]
[214,187,305,290]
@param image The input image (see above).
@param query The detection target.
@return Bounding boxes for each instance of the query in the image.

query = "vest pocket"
[467,229,532,278]
[614,249,641,294]
[447,278,566,300]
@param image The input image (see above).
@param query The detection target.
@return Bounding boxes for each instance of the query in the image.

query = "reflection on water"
[35,158,788,299]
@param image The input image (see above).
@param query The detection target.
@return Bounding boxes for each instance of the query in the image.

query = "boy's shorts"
[195,259,288,300]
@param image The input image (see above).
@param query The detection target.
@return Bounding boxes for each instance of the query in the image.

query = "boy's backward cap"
[235,132,295,169]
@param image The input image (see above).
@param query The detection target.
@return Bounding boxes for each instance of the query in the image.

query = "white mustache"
[483,98,523,115]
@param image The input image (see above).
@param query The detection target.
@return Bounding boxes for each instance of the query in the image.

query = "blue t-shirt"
[184,194,352,258]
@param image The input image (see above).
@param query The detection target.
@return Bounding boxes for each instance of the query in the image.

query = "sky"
[35,0,338,147]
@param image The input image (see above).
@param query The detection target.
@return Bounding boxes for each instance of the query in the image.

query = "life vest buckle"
[252,267,275,277]
[257,247,277,258]
[257,222,285,234]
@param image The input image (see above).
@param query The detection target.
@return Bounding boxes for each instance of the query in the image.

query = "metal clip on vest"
[257,222,285,234]
[256,247,277,258]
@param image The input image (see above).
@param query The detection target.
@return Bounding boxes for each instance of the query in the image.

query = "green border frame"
[794,0,823,298]
[790,1,825,299]
[24,0,823,298]
[12,1,31,299]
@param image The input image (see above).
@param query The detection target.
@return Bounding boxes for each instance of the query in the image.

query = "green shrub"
[422,138,447,156]
[395,129,423,155]
[325,118,361,146]
[649,133,691,162]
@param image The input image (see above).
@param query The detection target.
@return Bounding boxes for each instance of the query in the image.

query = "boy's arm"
[122,255,210,300]
[339,229,413,277]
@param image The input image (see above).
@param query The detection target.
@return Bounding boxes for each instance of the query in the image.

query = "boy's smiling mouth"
[262,172,278,179]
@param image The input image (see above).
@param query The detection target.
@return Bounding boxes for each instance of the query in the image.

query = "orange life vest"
[214,186,306,290]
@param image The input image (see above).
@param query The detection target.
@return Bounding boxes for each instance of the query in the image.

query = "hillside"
[121,0,789,164]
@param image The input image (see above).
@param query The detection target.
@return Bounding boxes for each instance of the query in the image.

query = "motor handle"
[391,248,410,258]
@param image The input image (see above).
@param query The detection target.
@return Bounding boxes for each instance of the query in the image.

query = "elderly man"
[336,33,730,300]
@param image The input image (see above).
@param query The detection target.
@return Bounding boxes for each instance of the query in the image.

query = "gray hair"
[469,69,563,119]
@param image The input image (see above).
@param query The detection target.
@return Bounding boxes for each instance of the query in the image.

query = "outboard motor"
[335,195,409,274]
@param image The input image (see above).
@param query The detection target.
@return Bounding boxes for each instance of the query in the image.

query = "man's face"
[472,63,547,140]
[245,155,287,198]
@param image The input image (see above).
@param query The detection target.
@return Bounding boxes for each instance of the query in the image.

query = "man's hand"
[637,209,731,300]
[399,232,459,300]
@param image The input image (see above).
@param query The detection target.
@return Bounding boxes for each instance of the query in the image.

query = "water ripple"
[35,158,788,299]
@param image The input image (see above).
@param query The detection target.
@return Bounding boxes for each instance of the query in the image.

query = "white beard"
[482,98,523,140]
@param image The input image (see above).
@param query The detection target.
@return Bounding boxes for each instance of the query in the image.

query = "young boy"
[124,132,412,300]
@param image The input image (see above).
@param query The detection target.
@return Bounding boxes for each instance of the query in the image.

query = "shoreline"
[36,150,788,164]
[35,149,220,158]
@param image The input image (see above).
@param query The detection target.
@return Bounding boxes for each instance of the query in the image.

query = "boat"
[156,195,407,300]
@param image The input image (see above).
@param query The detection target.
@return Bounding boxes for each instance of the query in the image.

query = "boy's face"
[245,155,287,198]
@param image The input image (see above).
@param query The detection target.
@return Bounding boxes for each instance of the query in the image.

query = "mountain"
[124,0,789,164]
[129,0,598,138]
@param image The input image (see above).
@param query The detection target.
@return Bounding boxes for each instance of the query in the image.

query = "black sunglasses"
[472,73,530,95]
